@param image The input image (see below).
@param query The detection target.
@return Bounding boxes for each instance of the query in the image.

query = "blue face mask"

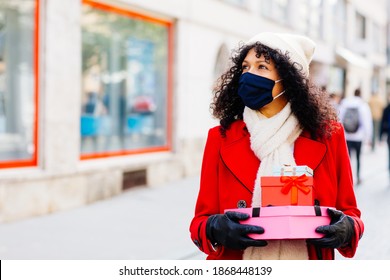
[238,72,284,110]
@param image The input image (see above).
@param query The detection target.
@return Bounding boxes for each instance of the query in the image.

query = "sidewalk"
[0,175,205,260]
[341,142,390,260]
[0,142,389,260]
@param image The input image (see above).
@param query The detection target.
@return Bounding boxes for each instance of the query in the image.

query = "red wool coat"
[190,120,364,260]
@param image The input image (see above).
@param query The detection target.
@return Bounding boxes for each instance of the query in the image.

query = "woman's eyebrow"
[242,59,268,64]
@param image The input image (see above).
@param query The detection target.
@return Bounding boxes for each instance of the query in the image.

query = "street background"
[0,142,389,260]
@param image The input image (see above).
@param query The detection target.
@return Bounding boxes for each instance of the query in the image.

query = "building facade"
[0,0,387,222]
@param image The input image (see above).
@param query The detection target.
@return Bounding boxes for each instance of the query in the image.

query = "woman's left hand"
[308,208,355,248]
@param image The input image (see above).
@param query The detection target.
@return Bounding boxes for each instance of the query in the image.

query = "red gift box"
[261,174,313,206]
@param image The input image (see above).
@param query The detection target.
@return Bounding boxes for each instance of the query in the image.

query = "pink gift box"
[224,205,332,240]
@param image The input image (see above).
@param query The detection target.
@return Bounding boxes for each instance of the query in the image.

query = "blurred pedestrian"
[329,92,341,114]
[338,88,373,185]
[368,91,385,151]
[380,100,390,179]
[83,92,106,116]
[190,32,363,260]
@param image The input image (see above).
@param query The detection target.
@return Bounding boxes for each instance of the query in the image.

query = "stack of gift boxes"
[225,165,331,240]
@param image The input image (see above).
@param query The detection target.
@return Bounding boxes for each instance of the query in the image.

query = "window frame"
[0,0,40,169]
[355,12,366,40]
[80,0,174,160]
[260,0,290,26]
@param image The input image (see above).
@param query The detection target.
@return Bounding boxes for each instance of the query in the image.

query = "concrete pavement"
[339,142,390,260]
[0,142,389,260]
[0,175,205,260]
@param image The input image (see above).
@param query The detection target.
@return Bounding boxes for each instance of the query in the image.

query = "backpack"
[342,107,360,133]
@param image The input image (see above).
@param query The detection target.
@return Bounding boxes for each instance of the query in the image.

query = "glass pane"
[355,12,366,39]
[332,0,346,45]
[308,0,322,39]
[81,4,170,155]
[0,0,37,163]
[328,66,345,94]
[260,0,272,17]
[222,0,247,7]
[372,24,383,52]
[297,0,309,33]
[261,0,289,24]
[274,0,288,20]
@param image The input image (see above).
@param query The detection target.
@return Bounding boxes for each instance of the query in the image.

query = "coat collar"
[220,121,326,193]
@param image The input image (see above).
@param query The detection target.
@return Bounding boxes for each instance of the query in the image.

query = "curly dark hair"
[211,42,338,140]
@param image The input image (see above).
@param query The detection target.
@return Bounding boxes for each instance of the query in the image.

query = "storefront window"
[0,0,38,167]
[81,1,172,158]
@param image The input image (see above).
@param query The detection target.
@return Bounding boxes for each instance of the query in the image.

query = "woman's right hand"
[206,211,268,250]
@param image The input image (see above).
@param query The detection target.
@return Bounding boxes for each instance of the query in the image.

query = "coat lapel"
[220,130,259,194]
[294,135,327,171]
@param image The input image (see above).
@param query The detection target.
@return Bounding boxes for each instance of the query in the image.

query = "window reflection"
[0,0,37,163]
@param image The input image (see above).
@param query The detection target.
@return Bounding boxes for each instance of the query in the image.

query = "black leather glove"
[206,211,267,250]
[308,208,355,248]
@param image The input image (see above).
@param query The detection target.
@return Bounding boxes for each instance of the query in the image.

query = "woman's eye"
[259,65,268,70]
[242,65,248,70]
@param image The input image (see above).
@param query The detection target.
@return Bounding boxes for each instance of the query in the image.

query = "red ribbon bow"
[280,174,311,205]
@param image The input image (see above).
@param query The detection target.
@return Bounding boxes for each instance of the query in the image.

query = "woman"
[189,32,364,260]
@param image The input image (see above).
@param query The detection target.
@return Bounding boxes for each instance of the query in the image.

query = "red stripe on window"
[82,0,172,27]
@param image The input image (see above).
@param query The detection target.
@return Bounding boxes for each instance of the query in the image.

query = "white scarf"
[242,103,309,260]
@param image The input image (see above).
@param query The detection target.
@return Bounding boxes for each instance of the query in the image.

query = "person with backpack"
[338,89,373,185]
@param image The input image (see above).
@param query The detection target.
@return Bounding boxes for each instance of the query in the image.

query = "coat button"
[237,200,247,208]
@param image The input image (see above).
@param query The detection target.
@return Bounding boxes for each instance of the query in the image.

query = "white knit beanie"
[246,32,316,78]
